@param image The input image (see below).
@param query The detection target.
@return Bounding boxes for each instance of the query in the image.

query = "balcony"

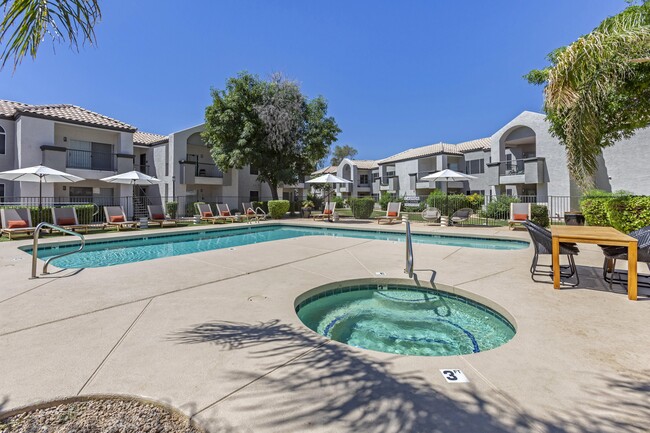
[66,149,116,171]
[488,158,546,185]
[134,164,151,175]
[379,176,399,193]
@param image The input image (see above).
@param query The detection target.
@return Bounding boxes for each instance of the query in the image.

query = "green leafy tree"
[330,144,358,166]
[0,0,101,70]
[525,1,650,190]
[203,72,341,200]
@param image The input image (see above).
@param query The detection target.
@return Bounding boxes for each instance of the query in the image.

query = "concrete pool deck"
[0,220,648,432]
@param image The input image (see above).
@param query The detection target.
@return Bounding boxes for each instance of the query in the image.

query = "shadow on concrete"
[171,319,650,432]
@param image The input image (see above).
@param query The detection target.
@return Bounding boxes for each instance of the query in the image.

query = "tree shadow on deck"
[171,319,650,432]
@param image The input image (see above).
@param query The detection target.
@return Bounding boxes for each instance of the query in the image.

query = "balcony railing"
[66,149,116,171]
[195,162,223,178]
[501,160,525,176]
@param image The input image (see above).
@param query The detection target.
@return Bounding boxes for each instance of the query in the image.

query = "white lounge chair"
[313,202,336,221]
[508,202,531,230]
[216,203,238,223]
[0,208,36,240]
[147,204,177,227]
[376,202,402,224]
[242,202,267,222]
[52,207,101,233]
[196,203,228,224]
[103,206,138,231]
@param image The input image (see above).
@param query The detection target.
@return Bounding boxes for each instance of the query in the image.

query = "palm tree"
[0,0,101,70]
[526,1,650,190]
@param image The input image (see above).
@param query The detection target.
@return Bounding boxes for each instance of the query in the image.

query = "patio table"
[551,226,638,300]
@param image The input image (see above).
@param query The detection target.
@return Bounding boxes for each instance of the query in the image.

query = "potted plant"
[301,200,315,218]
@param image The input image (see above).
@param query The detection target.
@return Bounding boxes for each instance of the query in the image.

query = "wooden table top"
[551,225,636,243]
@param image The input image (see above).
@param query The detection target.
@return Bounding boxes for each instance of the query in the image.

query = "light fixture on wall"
[62,186,66,191]
[63,137,67,142]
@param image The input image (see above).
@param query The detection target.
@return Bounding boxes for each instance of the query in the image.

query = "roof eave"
[15,112,137,133]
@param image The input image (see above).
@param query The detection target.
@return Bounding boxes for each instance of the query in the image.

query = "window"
[359,174,369,185]
[0,183,4,202]
[250,191,259,202]
[0,125,5,154]
[464,159,485,175]
[250,165,259,175]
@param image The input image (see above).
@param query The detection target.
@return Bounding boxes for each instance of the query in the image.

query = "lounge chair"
[196,203,227,224]
[522,220,580,286]
[600,225,650,293]
[241,202,267,223]
[216,204,238,223]
[103,206,138,231]
[421,206,441,225]
[0,208,36,240]
[147,205,177,227]
[376,202,402,224]
[508,203,531,230]
[313,202,337,221]
[450,208,473,226]
[52,207,101,233]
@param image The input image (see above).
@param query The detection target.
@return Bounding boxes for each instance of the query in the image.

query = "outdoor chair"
[450,208,473,226]
[196,203,227,224]
[600,225,650,293]
[508,202,531,230]
[375,202,401,224]
[103,206,138,231]
[522,220,580,286]
[216,203,238,223]
[242,202,267,222]
[147,205,177,227]
[52,207,100,233]
[0,208,36,240]
[421,206,441,225]
[313,202,337,221]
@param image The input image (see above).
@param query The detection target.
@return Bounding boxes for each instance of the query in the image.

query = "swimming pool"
[296,282,516,356]
[22,224,528,268]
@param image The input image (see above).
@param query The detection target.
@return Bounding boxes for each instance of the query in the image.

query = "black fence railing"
[501,160,525,175]
[195,163,223,178]
[66,149,116,171]
[134,164,151,175]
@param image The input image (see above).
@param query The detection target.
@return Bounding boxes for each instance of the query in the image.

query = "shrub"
[349,198,375,219]
[70,204,94,224]
[426,191,481,216]
[165,201,178,219]
[606,196,650,233]
[331,195,345,209]
[253,201,268,213]
[379,192,392,210]
[306,193,323,210]
[483,195,520,219]
[530,204,549,228]
[580,189,613,226]
[268,200,290,219]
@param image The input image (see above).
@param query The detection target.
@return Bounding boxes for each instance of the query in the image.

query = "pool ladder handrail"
[31,222,85,278]
[405,220,414,278]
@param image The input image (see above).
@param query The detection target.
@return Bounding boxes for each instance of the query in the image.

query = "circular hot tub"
[296,281,516,357]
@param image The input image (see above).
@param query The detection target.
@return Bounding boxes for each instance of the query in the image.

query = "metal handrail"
[404,220,414,278]
[31,222,85,278]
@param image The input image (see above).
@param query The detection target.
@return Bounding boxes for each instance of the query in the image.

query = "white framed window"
[0,125,5,154]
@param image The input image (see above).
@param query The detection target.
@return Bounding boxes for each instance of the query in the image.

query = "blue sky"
[0,0,628,160]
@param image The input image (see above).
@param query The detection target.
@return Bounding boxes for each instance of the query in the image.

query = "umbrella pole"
[39,175,43,224]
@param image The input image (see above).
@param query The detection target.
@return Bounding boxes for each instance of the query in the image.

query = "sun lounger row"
[196,203,268,224]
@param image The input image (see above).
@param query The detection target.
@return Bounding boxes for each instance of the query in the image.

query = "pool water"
[23,224,528,269]
[296,284,516,356]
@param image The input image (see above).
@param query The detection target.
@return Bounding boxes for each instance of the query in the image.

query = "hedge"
[606,196,650,233]
[481,195,519,219]
[268,200,290,219]
[165,201,178,219]
[530,204,549,228]
[427,192,483,216]
[580,198,611,226]
[349,198,375,219]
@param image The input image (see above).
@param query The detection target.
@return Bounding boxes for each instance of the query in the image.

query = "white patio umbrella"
[420,169,477,215]
[306,173,352,222]
[100,170,162,185]
[0,165,85,222]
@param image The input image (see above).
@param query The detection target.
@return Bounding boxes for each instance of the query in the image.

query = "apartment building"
[330,111,650,202]
[0,100,137,205]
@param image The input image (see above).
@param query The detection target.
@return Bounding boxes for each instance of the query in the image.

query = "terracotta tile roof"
[134,131,168,146]
[311,165,338,175]
[0,99,136,132]
[456,137,491,152]
[378,142,461,164]
[348,159,378,169]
